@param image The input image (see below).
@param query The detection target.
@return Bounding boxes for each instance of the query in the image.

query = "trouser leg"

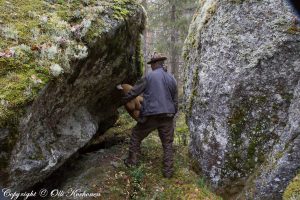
[126,117,156,166]
[157,117,175,178]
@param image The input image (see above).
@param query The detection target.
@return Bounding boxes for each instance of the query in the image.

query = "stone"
[0,0,145,192]
[183,0,300,199]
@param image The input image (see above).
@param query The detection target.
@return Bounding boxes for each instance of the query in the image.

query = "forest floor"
[52,110,221,200]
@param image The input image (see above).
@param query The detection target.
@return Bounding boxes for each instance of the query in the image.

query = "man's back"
[141,67,177,116]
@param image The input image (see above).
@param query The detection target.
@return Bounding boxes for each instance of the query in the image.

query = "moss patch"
[88,108,135,147]
[0,0,144,174]
[284,172,300,200]
[186,67,199,117]
[223,94,280,180]
[0,0,141,126]
[134,36,144,78]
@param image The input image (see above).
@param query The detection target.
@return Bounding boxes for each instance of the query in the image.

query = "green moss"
[112,5,130,19]
[203,2,217,25]
[182,50,189,62]
[187,67,199,117]
[0,56,50,127]
[224,94,279,178]
[84,18,106,44]
[226,107,249,172]
[274,150,285,160]
[0,58,23,76]
[282,92,294,104]
[0,0,44,48]
[0,57,49,170]
[182,31,197,62]
[112,0,134,20]
[284,172,300,200]
[228,105,248,147]
[175,112,190,146]
[222,101,274,196]
[0,0,143,173]
[90,108,135,145]
[286,17,300,35]
[0,0,142,127]
[0,0,144,172]
[134,36,144,78]
[287,26,300,34]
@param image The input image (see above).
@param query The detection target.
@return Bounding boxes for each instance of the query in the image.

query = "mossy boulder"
[0,0,145,191]
[183,0,300,199]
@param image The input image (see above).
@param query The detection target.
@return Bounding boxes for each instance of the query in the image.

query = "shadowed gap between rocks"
[21,126,130,200]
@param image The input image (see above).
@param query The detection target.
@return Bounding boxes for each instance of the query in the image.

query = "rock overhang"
[0,0,146,191]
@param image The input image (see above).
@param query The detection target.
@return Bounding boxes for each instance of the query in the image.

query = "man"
[122,52,178,178]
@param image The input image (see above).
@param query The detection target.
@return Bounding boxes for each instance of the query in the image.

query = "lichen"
[84,18,106,44]
[0,0,144,172]
[0,0,142,125]
[283,172,300,200]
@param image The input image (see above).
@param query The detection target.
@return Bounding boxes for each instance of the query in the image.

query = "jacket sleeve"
[121,77,147,104]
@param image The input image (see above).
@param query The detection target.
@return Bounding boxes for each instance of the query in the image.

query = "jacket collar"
[152,65,164,71]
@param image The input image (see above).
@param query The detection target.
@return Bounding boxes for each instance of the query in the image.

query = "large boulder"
[183,0,300,199]
[0,0,145,191]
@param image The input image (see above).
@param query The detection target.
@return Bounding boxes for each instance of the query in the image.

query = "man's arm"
[122,77,147,104]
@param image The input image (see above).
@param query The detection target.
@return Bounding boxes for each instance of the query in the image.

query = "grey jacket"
[122,66,178,117]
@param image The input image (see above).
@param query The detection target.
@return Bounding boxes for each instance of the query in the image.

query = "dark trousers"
[127,115,175,176]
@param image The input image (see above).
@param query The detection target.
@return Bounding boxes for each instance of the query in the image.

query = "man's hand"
[121,77,147,104]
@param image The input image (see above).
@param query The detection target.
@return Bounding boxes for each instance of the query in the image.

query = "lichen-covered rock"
[0,0,145,191]
[183,0,300,199]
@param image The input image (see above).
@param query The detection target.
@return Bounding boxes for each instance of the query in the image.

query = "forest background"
[138,0,198,92]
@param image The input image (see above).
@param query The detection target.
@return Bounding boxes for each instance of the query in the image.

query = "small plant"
[1,25,19,41]
[197,177,214,196]
[175,126,189,146]
[10,44,32,63]
[175,112,190,146]
[197,177,207,188]
[73,44,88,59]
[50,63,63,77]
[129,165,146,199]
[130,164,145,183]
[44,45,59,60]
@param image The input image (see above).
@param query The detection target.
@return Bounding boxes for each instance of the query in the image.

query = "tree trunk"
[142,0,149,74]
[170,4,179,81]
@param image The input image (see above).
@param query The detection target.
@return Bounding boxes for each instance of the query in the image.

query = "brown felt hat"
[147,52,167,64]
